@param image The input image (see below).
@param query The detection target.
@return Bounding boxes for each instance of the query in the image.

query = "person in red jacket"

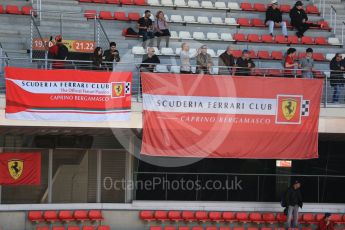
[318,213,335,230]
[48,35,69,69]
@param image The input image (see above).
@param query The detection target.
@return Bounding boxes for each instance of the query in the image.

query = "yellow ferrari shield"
[282,99,297,121]
[8,159,23,180]
[113,83,123,97]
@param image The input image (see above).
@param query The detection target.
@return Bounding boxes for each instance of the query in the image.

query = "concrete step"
[41,0,79,6]
[40,4,82,13]
[38,20,90,29]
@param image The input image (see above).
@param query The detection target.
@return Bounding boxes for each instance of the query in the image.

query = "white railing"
[342,21,345,46]
[330,5,337,35]
[31,0,42,21]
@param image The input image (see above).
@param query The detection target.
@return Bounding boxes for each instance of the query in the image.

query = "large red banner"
[0,152,41,185]
[141,73,323,159]
[5,67,132,122]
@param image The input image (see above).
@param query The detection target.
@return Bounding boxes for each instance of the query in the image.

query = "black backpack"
[126,27,138,35]
[56,44,69,60]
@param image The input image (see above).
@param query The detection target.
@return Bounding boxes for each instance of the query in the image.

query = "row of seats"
[85,10,141,20]
[36,226,110,230]
[29,210,103,223]
[0,5,33,15]
[80,0,146,5]
[132,46,328,62]
[140,211,345,224]
[150,227,308,230]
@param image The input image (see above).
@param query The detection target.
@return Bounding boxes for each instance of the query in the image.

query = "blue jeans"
[266,21,288,36]
[139,30,154,48]
[333,84,341,103]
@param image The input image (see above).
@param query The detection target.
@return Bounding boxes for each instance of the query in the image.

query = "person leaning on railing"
[235,50,255,76]
[330,53,345,103]
[196,45,213,74]
[48,35,69,69]
[284,48,298,78]
[91,47,104,70]
[218,46,235,75]
[299,48,314,79]
[140,47,160,72]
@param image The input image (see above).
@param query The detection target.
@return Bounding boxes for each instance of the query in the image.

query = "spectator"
[138,10,154,48]
[299,48,314,78]
[218,46,235,75]
[289,1,322,38]
[284,48,298,77]
[140,47,160,72]
[285,180,303,228]
[154,11,170,48]
[103,42,120,63]
[48,35,69,69]
[318,213,335,230]
[196,45,213,74]
[330,53,345,103]
[180,42,196,74]
[235,50,255,76]
[91,47,104,70]
[265,0,288,37]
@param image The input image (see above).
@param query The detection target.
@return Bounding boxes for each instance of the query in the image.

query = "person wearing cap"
[299,48,314,78]
[265,0,288,37]
[138,10,154,48]
[48,35,69,69]
[218,46,235,75]
[235,50,255,76]
[196,45,213,74]
[285,180,303,228]
[318,213,335,230]
[289,1,322,38]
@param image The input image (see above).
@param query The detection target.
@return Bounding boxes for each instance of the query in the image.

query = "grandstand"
[0,0,345,229]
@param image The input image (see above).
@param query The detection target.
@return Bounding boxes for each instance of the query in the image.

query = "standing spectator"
[289,1,322,38]
[180,42,196,74]
[235,50,255,76]
[318,213,335,230]
[285,180,303,228]
[140,47,160,72]
[330,53,345,103]
[265,0,288,37]
[154,11,170,48]
[218,46,235,75]
[138,10,154,48]
[103,42,120,63]
[299,48,314,78]
[48,35,69,69]
[284,48,298,77]
[196,45,213,74]
[91,47,104,70]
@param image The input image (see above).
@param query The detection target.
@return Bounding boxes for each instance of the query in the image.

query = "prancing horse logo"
[8,159,23,180]
[282,99,297,121]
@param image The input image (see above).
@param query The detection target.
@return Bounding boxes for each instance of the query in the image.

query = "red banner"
[141,73,323,159]
[5,67,132,122]
[0,152,41,185]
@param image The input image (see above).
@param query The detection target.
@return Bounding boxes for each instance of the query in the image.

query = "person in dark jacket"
[218,46,235,75]
[235,50,255,76]
[140,47,160,72]
[103,42,120,63]
[285,180,303,228]
[329,53,345,103]
[91,47,104,70]
[318,213,335,230]
[48,35,69,69]
[265,0,288,37]
[289,1,321,37]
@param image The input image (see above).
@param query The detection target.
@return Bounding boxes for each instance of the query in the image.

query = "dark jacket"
[289,7,308,27]
[318,219,335,230]
[236,57,255,76]
[140,54,160,72]
[91,54,103,70]
[218,52,235,75]
[103,49,120,62]
[330,57,345,86]
[265,6,283,23]
[285,186,303,208]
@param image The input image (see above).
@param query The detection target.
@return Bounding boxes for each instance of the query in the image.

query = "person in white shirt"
[180,42,198,74]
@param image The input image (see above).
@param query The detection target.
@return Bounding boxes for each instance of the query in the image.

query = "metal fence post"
[44,51,48,70]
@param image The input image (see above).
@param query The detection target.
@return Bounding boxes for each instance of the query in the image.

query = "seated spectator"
[140,47,160,72]
[180,42,196,74]
[299,48,314,78]
[196,45,213,74]
[91,47,104,70]
[48,35,69,69]
[218,46,235,75]
[330,53,345,103]
[284,48,298,77]
[317,213,335,230]
[103,42,120,63]
[265,0,288,37]
[289,1,322,38]
[235,50,255,76]
[138,10,154,48]
[154,11,170,48]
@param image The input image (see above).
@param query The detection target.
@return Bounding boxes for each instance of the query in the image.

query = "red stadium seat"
[248,50,257,59]
[241,2,253,11]
[233,228,245,230]
[277,213,287,222]
[319,21,330,30]
[106,0,120,3]
[301,228,312,230]
[122,0,134,4]
[6,5,21,14]
[89,210,103,221]
[251,18,265,27]
[248,228,259,230]
[74,210,89,221]
[99,11,113,20]
[313,70,325,78]
[271,51,283,60]
[249,212,263,223]
[313,53,325,61]
[298,52,306,60]
[134,0,147,5]
[219,228,231,230]
[93,0,106,3]
[59,211,74,222]
[256,50,270,59]
[222,212,236,222]
[275,35,289,44]
[52,227,65,230]
[209,211,222,222]
[233,33,247,42]
[306,5,319,14]
[36,227,49,230]
[97,226,110,230]
[182,211,196,222]
[44,211,59,222]
[164,227,176,230]
[178,227,190,230]
[84,10,97,19]
[288,35,299,44]
[128,12,140,21]
[150,227,162,230]
[260,228,271,230]
[114,12,129,20]
[315,213,325,222]
[262,213,276,223]
[0,5,3,14]
[139,210,155,221]
[168,211,183,222]
[236,212,249,222]
[155,211,169,221]
[331,214,345,224]
[279,4,291,13]
[191,227,203,230]
[262,34,275,43]
[302,213,317,224]
[232,50,242,58]
[315,37,327,45]
[29,211,44,223]
[237,18,251,27]
[79,0,92,2]
[195,211,209,222]
[301,36,314,44]
[248,34,260,43]
[22,6,33,15]
[253,3,266,12]
[82,227,94,230]
[205,227,217,230]
[68,227,81,230]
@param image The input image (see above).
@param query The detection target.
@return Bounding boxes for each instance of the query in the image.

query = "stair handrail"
[330,5,337,35]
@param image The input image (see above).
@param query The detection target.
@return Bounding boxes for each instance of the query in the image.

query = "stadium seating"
[44,211,59,223]
[59,210,74,222]
[29,211,44,223]
[74,210,89,222]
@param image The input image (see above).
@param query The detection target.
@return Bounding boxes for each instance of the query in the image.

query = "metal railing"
[330,5,337,36]
[31,0,42,21]
[342,21,345,46]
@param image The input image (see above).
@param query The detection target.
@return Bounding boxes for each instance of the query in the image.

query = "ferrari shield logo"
[112,83,124,97]
[8,159,23,180]
[282,99,297,121]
